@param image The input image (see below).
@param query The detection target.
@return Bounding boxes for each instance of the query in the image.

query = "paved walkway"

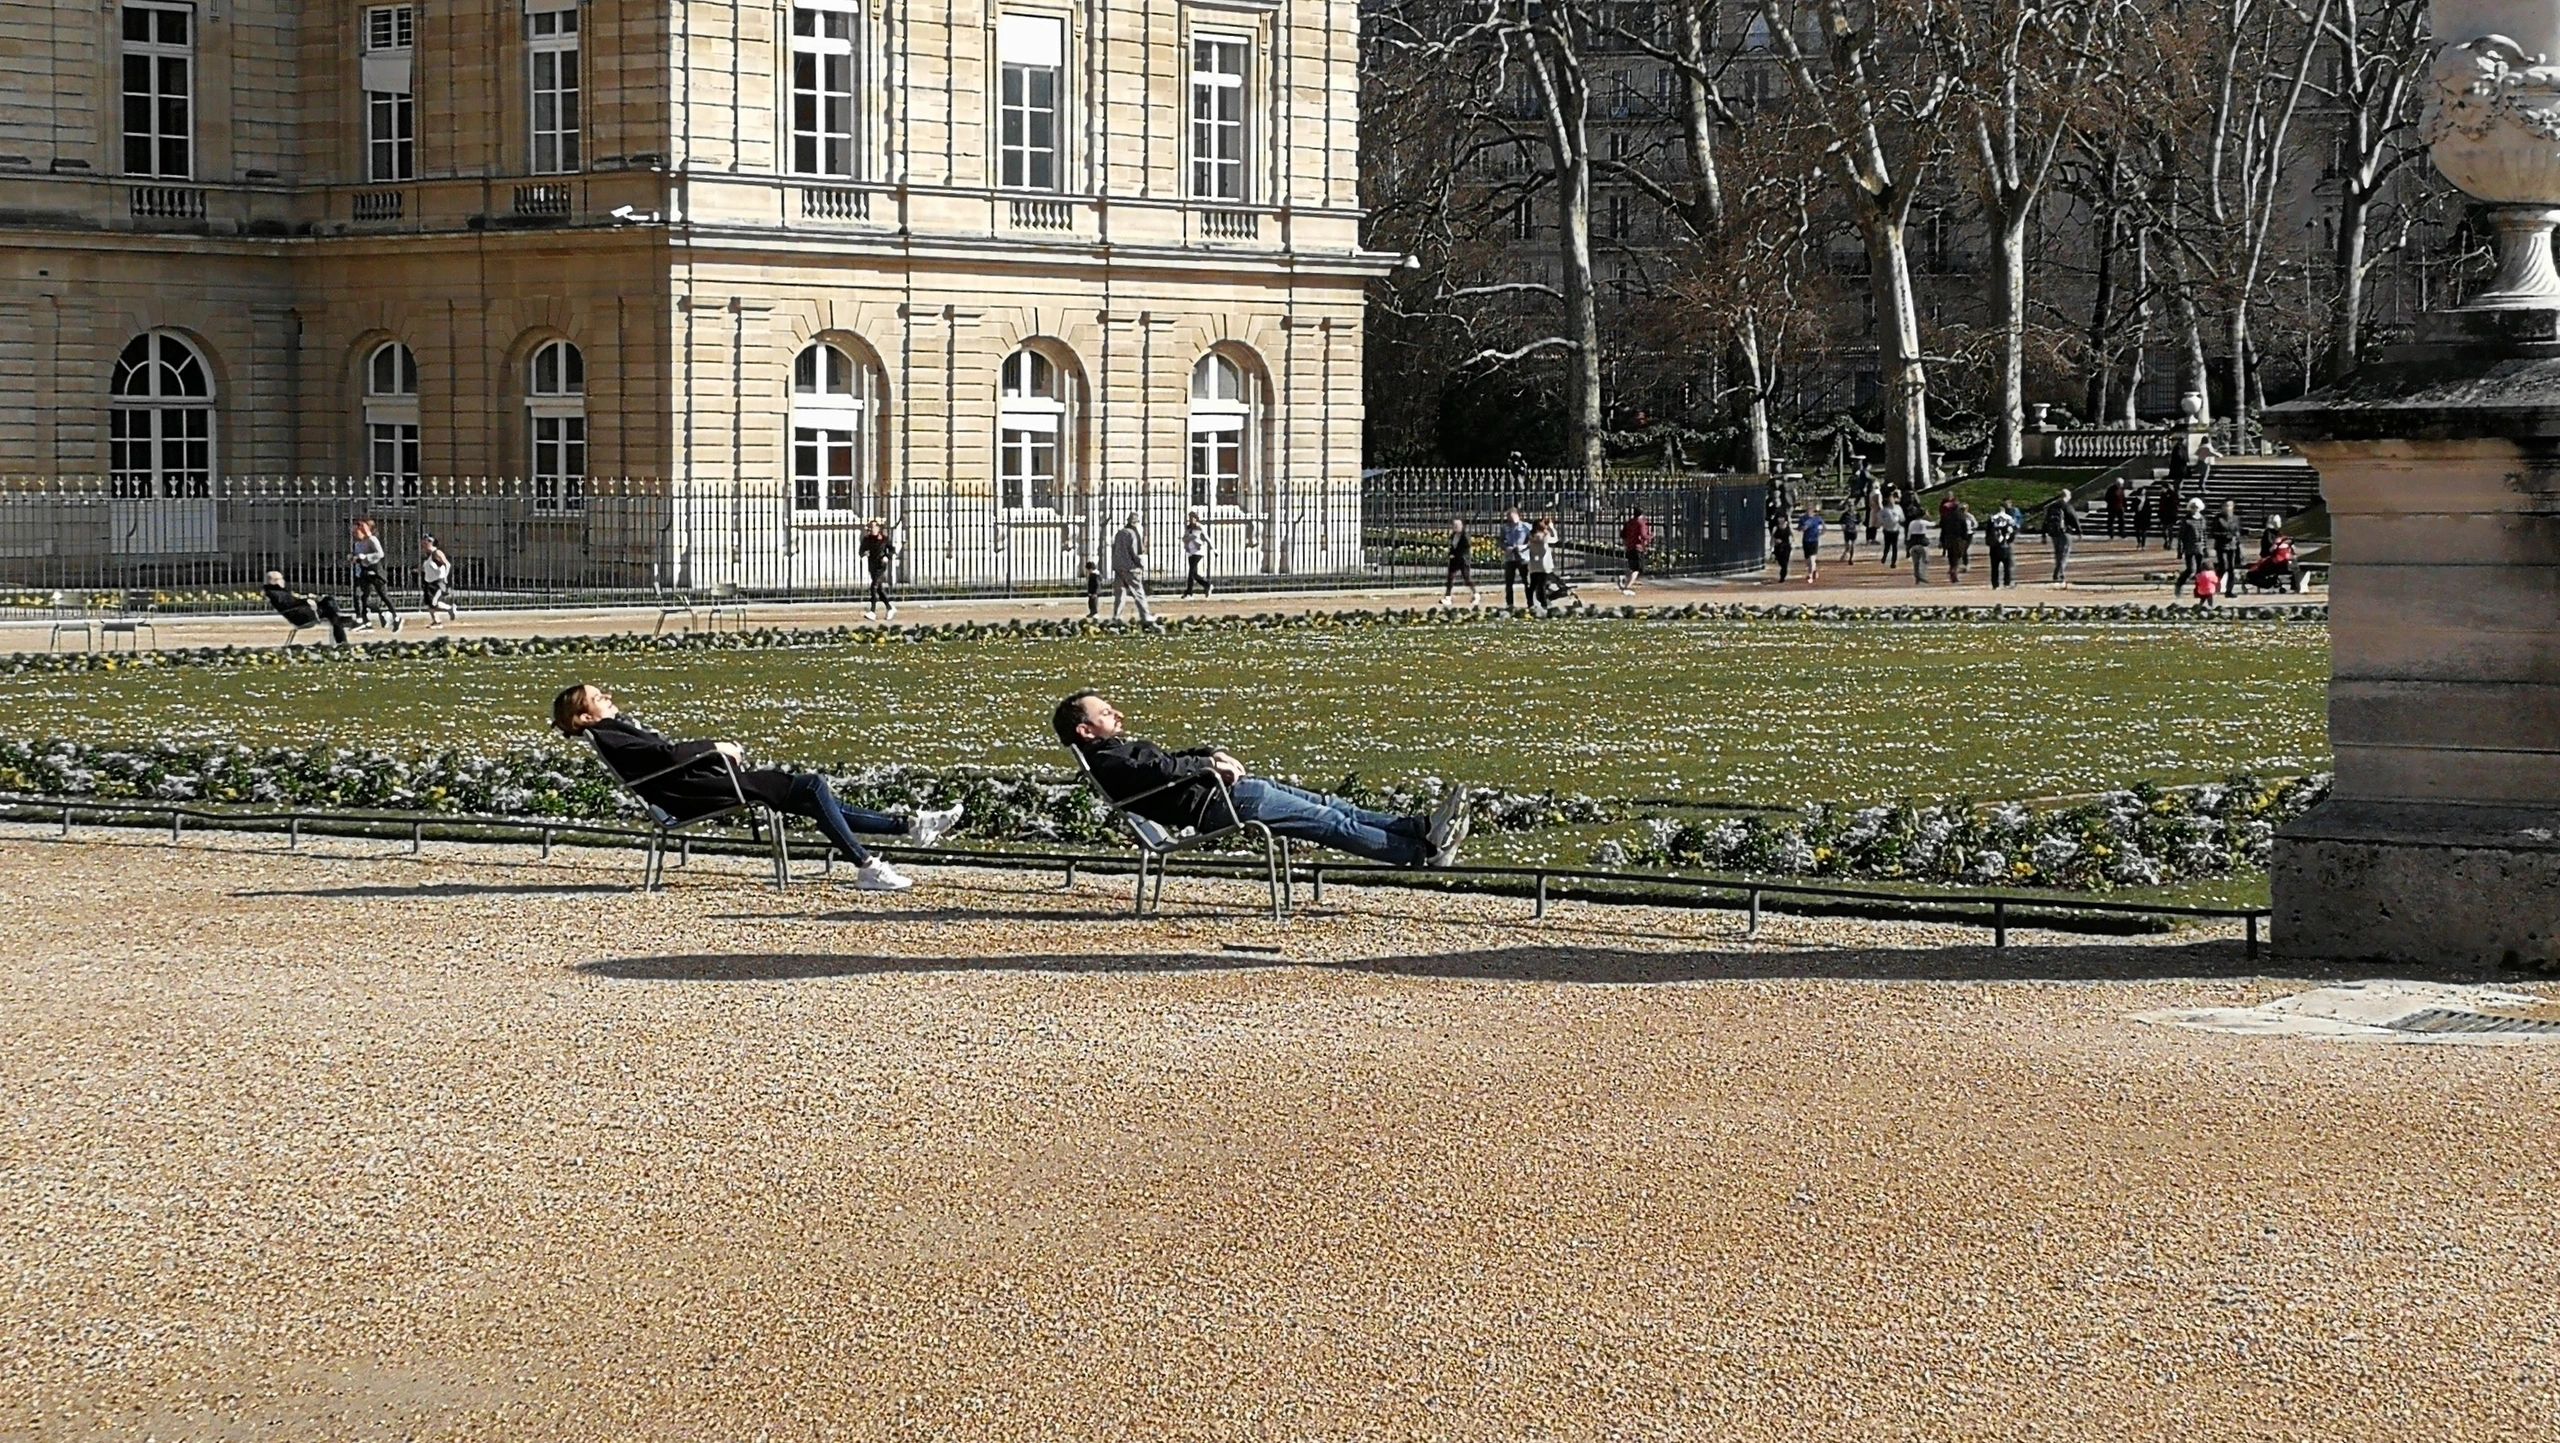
[0,835,2543,1440]
[0,537,2318,657]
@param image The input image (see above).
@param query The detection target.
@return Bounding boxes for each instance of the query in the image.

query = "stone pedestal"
[2266,310,2560,970]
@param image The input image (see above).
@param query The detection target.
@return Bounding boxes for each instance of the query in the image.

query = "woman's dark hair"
[1052,690,1100,748]
[552,684,597,737]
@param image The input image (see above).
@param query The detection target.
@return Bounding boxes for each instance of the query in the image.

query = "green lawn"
[0,617,2330,810]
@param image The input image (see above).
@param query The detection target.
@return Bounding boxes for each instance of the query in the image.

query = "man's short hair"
[1052,690,1101,749]
[552,683,598,738]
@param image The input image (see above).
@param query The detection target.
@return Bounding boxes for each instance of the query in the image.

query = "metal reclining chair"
[586,736,791,892]
[1063,741,1290,920]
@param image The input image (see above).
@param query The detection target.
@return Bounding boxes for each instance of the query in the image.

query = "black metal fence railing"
[0,471,1766,607]
[0,794,2272,955]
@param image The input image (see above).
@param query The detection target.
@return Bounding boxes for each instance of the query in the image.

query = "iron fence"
[0,470,1766,608]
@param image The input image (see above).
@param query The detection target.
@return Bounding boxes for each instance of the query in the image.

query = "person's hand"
[714,741,744,760]
[1209,751,1246,785]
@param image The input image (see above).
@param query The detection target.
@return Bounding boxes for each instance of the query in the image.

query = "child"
[2193,563,2221,610]
[1083,559,1101,619]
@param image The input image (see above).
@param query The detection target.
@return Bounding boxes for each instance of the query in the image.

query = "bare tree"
[1959,0,2112,468]
[2310,0,2428,379]
[1758,0,1962,493]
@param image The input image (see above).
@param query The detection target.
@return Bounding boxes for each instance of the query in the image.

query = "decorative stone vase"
[2424,2,2560,305]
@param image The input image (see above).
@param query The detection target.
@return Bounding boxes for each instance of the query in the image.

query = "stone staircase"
[2190,458,2324,521]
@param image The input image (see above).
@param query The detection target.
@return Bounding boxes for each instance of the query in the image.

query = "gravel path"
[2,832,2550,1441]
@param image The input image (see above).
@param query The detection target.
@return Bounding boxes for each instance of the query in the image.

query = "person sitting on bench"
[552,682,964,892]
[1052,690,1472,868]
[263,570,351,645]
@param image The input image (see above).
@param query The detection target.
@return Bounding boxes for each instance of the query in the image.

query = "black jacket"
[1077,735,1236,832]
[264,583,318,627]
[585,716,792,819]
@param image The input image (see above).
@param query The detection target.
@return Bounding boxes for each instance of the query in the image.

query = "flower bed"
[0,600,2327,678]
[1596,774,2330,892]
[0,735,2323,895]
[0,738,1608,849]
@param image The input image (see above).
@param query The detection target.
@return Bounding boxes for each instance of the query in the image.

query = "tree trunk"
[2086,201,2120,422]
[2329,190,2369,381]
[1555,141,1606,476]
[1863,212,1932,494]
[2225,307,2251,449]
[1733,322,1773,473]
[1991,211,2029,470]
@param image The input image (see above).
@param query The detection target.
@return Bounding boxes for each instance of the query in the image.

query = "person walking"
[1904,509,1931,583]
[1083,558,1102,619]
[1837,497,1861,565]
[1770,513,1795,583]
[1982,500,2020,588]
[1618,507,1653,593]
[2209,500,2243,589]
[2105,478,2129,538]
[1795,503,1825,583]
[2174,499,2206,590]
[859,519,897,621]
[418,534,459,625]
[348,518,400,632]
[2157,481,2183,551]
[1944,502,1975,583]
[1878,495,1904,568]
[2042,492,2083,584]
[2133,485,2156,548]
[1864,481,1885,544]
[1441,517,1480,606]
[1179,511,1213,598]
[1524,515,1561,612]
[1109,513,1153,623]
[1499,506,1532,608]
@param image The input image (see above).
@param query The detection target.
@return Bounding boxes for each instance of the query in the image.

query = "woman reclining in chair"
[1053,689,1473,867]
[552,682,964,891]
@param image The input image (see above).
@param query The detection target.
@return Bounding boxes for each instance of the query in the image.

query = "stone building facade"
[0,0,1389,588]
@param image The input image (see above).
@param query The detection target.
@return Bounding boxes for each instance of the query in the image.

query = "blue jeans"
[1230,778,1429,866]
[779,772,903,866]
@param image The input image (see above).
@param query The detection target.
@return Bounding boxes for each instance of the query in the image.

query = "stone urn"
[2424,0,2560,305]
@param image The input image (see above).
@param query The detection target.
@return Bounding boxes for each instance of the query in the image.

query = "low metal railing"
[0,793,2274,956]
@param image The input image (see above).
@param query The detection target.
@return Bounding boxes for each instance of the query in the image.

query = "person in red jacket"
[1618,508,1655,594]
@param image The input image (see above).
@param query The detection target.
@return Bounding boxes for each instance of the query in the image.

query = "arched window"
[109,332,214,499]
[364,341,420,508]
[790,340,881,515]
[998,346,1068,512]
[1187,352,1257,511]
[526,339,585,512]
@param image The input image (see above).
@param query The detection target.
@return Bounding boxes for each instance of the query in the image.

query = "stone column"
[2262,9,2560,969]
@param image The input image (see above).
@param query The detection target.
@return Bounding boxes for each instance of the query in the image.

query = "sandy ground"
[1,830,2547,1442]
[0,538,2317,658]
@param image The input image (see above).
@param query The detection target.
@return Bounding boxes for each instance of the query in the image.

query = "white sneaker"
[1426,785,1469,853]
[863,609,876,622]
[853,857,914,891]
[1430,811,1473,869]
[885,606,897,620]
[905,803,964,847]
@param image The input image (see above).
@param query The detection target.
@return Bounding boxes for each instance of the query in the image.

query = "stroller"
[2241,537,2302,593]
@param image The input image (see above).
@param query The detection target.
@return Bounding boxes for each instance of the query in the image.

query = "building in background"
[0,0,1391,590]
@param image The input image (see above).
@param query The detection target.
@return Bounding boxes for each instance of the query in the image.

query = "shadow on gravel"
[580,940,2474,986]
[239,882,629,900]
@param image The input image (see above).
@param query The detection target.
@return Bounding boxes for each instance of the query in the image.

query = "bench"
[587,737,790,892]
[1062,741,1290,919]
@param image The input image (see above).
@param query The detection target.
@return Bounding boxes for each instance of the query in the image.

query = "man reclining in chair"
[1053,690,1472,867]
[263,571,352,645]
[553,682,964,892]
